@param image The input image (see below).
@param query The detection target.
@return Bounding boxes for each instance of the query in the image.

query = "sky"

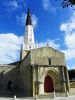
[0,0,75,69]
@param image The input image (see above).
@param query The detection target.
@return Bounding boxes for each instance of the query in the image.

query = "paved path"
[0,96,75,100]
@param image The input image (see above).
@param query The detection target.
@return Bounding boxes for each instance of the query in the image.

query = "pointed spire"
[26,8,32,25]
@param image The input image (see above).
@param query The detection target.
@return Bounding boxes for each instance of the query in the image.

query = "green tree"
[61,0,75,8]
[68,69,75,80]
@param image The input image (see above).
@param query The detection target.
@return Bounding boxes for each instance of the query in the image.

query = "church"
[0,9,70,97]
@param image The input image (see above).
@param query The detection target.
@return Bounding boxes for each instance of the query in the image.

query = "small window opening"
[48,58,51,65]
[29,46,31,49]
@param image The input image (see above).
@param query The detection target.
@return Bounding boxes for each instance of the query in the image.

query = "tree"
[68,69,75,81]
[61,0,75,8]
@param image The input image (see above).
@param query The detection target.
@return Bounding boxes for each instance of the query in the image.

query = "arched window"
[48,58,51,65]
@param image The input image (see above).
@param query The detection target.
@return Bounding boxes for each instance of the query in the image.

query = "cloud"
[42,0,57,13]
[60,23,68,32]
[32,15,38,28]
[16,13,38,28]
[62,49,75,60]
[16,13,26,26]
[65,32,75,49]
[60,11,75,69]
[1,0,26,12]
[67,65,75,70]
[0,33,23,64]
[37,39,60,49]
[7,0,19,10]
[62,32,75,60]
[2,0,19,12]
[60,12,75,33]
[0,33,60,64]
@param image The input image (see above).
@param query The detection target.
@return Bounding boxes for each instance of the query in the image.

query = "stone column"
[61,66,66,91]
[33,65,39,97]
[64,67,70,92]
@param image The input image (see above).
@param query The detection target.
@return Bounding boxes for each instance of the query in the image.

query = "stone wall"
[30,46,68,96]
[0,65,19,88]
[0,46,69,97]
[30,46,66,66]
[19,53,33,96]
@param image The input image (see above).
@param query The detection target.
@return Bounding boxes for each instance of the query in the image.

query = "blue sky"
[0,0,75,69]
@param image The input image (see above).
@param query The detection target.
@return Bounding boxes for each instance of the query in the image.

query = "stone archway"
[44,75,54,93]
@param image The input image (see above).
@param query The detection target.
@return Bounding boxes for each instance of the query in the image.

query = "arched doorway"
[44,76,54,93]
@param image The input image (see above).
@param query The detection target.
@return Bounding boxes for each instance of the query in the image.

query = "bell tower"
[21,9,35,60]
[23,8,35,50]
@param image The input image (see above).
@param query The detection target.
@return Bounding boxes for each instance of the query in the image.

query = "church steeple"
[26,8,32,25]
[22,8,35,53]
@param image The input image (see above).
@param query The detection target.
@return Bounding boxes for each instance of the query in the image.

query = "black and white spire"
[23,9,35,50]
[26,8,32,25]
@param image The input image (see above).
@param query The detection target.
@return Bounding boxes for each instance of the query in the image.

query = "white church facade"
[0,9,70,97]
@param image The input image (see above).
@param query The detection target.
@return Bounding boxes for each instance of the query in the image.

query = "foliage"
[68,69,75,80]
[61,0,75,8]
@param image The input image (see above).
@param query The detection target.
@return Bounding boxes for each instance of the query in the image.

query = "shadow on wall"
[0,66,30,97]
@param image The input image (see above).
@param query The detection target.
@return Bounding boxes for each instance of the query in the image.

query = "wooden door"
[44,76,54,93]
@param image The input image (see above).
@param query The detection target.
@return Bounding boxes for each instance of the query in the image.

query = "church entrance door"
[44,76,54,93]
